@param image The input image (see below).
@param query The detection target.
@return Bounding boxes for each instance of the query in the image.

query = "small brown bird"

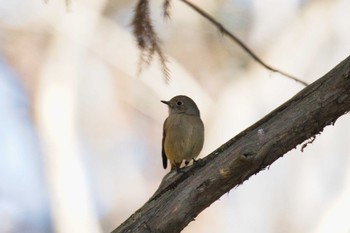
[161,95,204,171]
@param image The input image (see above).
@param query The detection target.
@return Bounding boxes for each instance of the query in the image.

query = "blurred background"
[0,0,350,232]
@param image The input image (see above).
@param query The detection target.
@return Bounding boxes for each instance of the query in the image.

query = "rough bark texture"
[112,55,350,233]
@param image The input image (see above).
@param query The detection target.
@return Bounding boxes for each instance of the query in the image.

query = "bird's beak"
[161,100,169,105]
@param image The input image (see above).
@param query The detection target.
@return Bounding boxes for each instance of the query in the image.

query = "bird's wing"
[162,118,168,169]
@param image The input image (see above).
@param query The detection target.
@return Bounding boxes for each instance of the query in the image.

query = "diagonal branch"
[112,55,350,233]
[180,0,308,86]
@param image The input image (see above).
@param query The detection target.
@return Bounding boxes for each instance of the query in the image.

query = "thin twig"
[163,0,172,19]
[132,0,170,82]
[180,0,308,86]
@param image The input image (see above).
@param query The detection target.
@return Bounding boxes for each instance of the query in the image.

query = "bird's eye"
[176,101,183,106]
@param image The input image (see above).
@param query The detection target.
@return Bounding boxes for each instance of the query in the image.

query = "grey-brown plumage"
[161,95,204,171]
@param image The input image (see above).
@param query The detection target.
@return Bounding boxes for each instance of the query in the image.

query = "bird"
[161,95,204,171]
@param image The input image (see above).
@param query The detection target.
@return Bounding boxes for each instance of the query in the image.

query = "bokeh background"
[1,0,350,232]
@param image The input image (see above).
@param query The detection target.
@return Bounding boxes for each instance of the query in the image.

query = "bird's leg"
[175,166,183,173]
[171,161,185,173]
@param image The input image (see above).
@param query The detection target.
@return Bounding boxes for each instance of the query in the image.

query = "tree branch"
[132,0,307,85]
[112,55,350,233]
[180,0,308,86]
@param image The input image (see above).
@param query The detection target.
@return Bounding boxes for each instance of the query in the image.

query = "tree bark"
[112,55,350,233]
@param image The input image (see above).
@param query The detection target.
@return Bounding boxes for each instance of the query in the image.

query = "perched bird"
[161,95,204,171]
